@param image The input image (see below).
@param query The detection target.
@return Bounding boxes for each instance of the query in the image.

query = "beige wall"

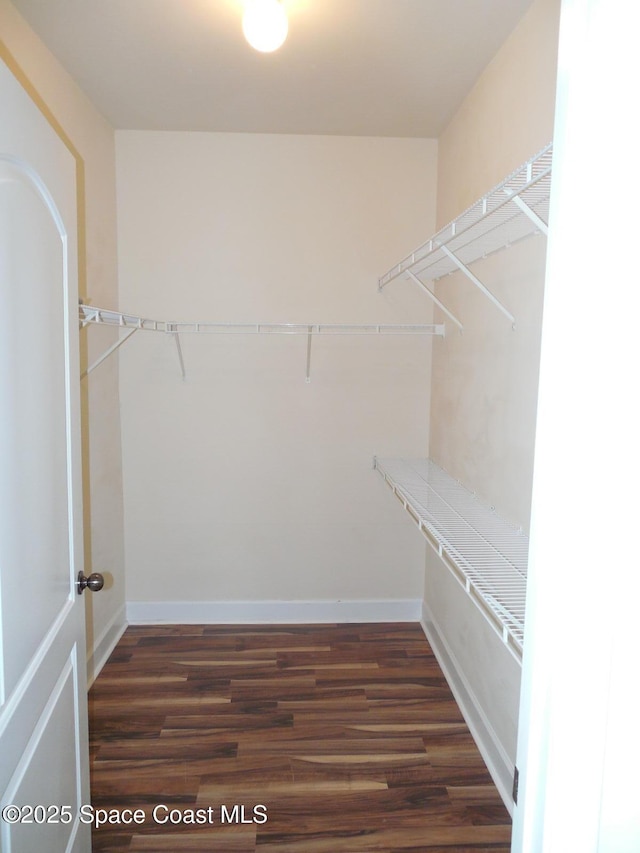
[423,0,561,797]
[116,131,438,612]
[1,0,126,676]
[436,0,560,231]
[433,0,560,530]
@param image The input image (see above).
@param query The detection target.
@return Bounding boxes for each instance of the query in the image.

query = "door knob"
[77,571,105,594]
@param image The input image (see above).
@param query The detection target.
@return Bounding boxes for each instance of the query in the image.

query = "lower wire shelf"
[374,458,528,660]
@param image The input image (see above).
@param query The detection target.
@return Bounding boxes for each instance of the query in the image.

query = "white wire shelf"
[378,144,552,325]
[79,304,444,336]
[374,457,528,660]
[79,304,443,380]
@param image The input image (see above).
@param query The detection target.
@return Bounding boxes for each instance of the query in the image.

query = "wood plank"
[89,623,511,850]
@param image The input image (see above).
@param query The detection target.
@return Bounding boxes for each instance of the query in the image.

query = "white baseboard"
[420,601,515,816]
[86,603,128,688]
[126,598,422,625]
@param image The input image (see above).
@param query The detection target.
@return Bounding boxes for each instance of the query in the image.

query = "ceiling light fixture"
[242,0,288,53]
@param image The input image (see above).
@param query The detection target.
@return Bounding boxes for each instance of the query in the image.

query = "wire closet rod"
[79,303,444,381]
[79,304,444,337]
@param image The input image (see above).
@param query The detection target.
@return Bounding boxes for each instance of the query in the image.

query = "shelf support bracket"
[405,271,463,331]
[168,327,186,379]
[81,328,137,379]
[505,191,549,236]
[438,244,516,325]
[306,326,313,383]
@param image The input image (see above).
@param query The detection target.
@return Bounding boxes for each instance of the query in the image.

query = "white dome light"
[242,0,288,53]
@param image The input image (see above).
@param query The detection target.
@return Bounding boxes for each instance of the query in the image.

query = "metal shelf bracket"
[438,244,516,325]
[166,324,186,379]
[505,190,549,236]
[79,304,140,378]
[81,327,137,378]
[405,271,463,331]
[306,326,313,383]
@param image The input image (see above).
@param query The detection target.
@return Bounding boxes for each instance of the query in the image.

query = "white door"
[0,60,92,852]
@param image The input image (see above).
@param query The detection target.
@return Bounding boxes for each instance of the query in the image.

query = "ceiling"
[11,0,534,137]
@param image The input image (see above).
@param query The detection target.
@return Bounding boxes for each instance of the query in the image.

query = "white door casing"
[0,59,91,852]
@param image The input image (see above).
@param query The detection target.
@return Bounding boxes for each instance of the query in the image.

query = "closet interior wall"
[116,132,438,617]
[422,0,561,807]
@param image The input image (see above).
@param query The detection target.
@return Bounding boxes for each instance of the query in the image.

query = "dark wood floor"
[88,623,511,852]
